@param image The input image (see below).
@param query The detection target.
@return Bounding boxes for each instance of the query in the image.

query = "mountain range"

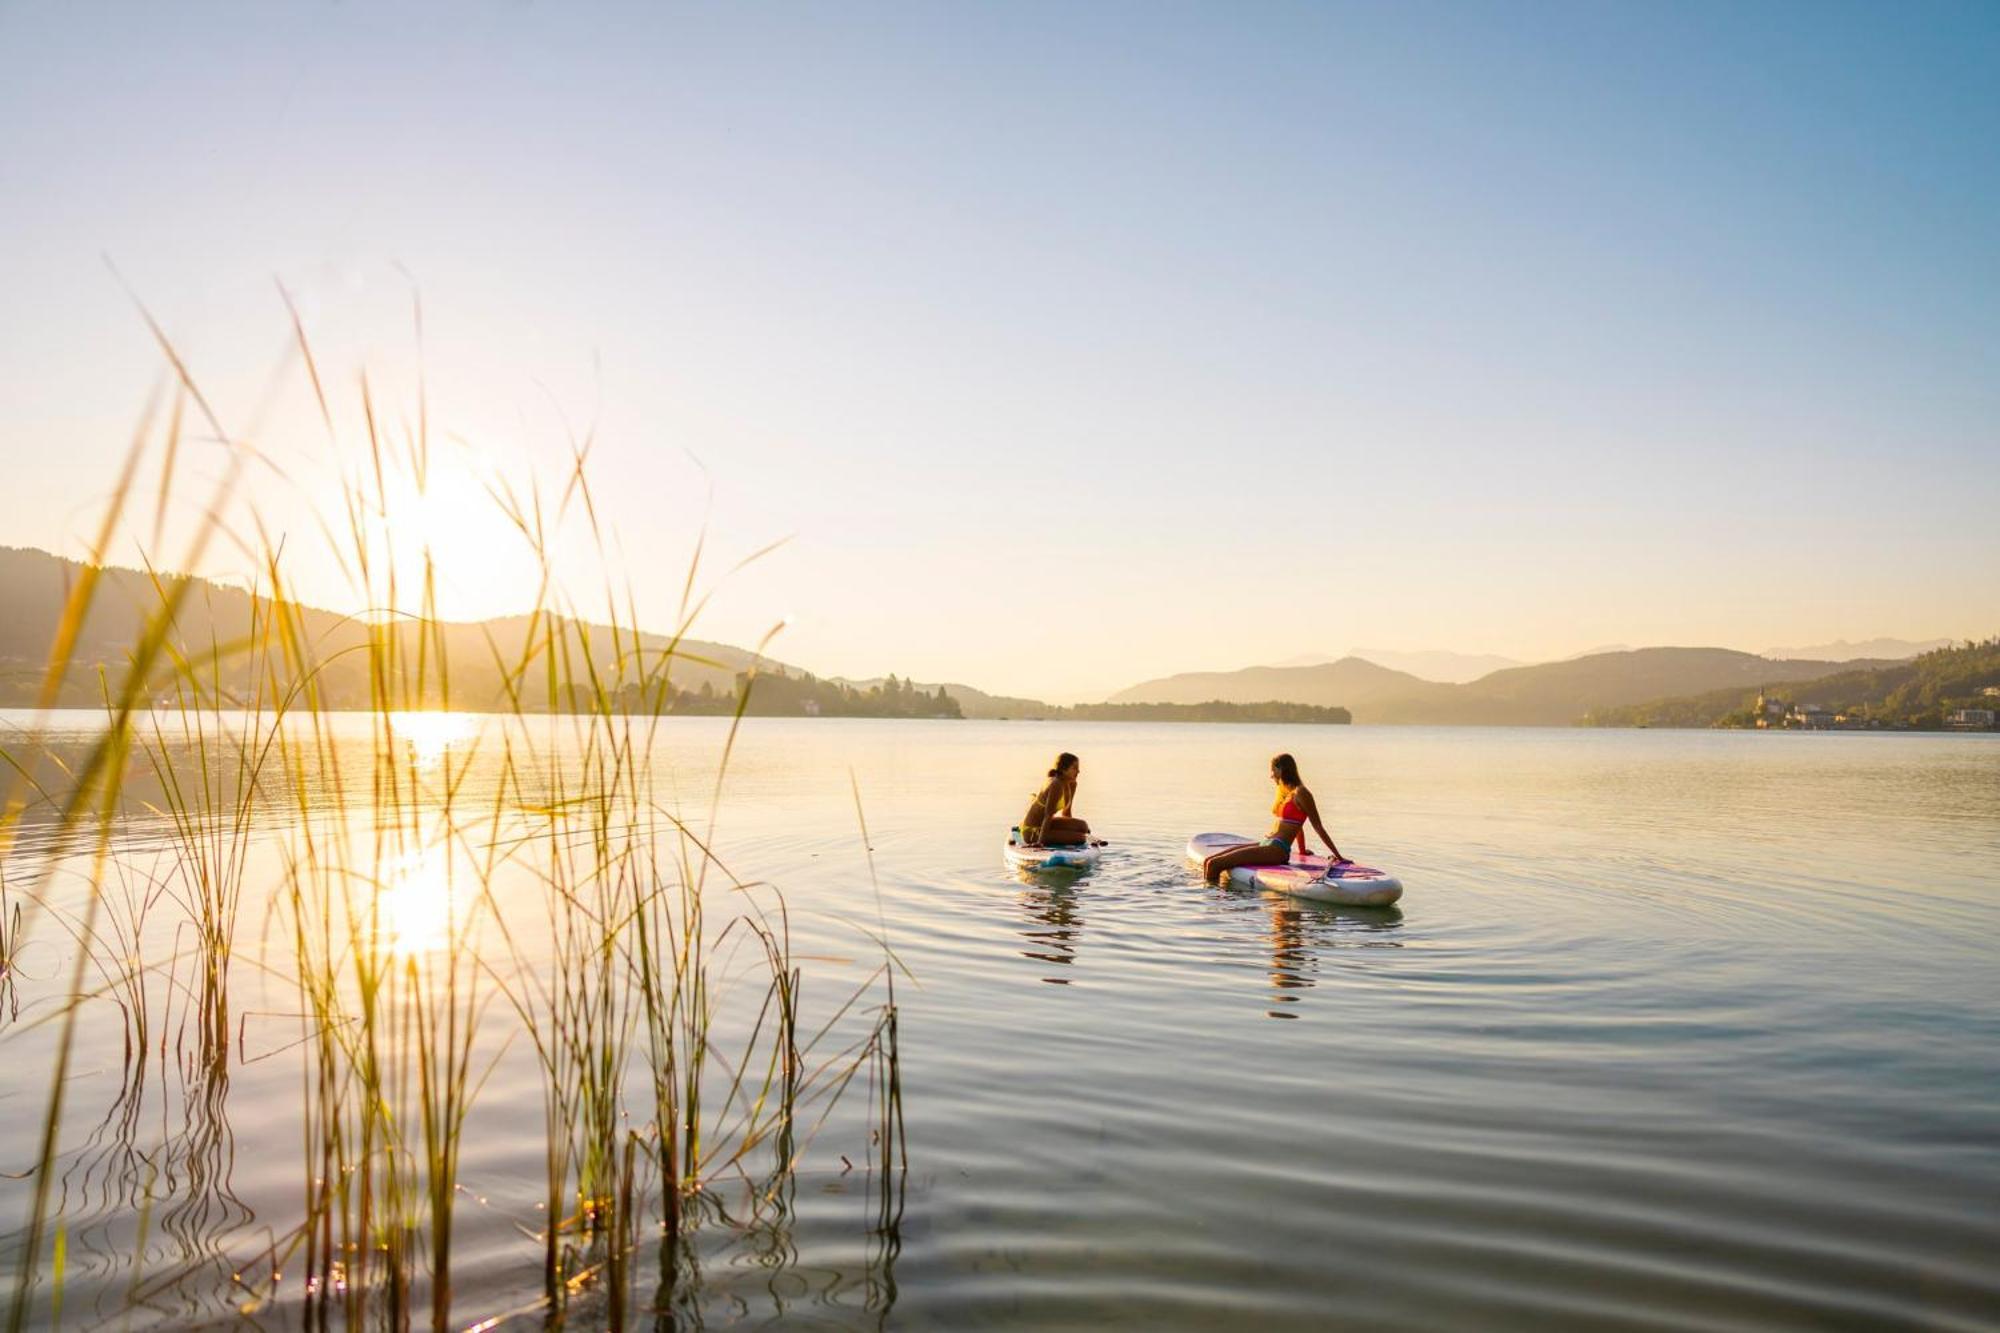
[0,545,1955,726]
[1261,638,1941,692]
[1108,648,1900,726]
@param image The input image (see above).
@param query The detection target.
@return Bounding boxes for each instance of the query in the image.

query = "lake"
[2,715,1996,1329]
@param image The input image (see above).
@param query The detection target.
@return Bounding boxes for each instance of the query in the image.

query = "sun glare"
[378,846,455,957]
[388,710,476,771]
[347,455,526,620]
[402,467,499,560]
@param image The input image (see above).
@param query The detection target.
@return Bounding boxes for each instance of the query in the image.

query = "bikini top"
[1276,790,1307,823]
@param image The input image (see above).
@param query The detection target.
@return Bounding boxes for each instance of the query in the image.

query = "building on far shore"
[1946,707,1996,731]
[1787,703,1835,730]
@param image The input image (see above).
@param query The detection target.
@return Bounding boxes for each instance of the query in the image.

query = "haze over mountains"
[1284,643,1860,681]
[1277,639,1945,687]
[1759,638,1952,663]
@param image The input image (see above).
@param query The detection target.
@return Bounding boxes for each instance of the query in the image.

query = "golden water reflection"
[1262,899,1404,1020]
[1016,881,1085,983]
[386,710,478,771]
[379,845,456,957]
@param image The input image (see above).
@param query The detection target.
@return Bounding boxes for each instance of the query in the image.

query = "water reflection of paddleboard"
[1185,832,1403,906]
[1004,833,1106,872]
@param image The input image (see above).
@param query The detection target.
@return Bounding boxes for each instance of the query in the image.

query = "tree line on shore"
[1022,700,1352,724]
[614,670,963,718]
[600,679,1352,724]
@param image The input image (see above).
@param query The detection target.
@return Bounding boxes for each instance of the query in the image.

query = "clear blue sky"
[2,1,1995,699]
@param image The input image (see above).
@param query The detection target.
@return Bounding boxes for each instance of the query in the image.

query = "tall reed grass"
[0,299,906,1329]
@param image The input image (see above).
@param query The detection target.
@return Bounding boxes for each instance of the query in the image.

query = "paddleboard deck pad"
[1004,838,1106,872]
[1185,832,1403,905]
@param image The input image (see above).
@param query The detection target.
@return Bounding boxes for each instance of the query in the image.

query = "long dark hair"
[1049,752,1079,779]
[1270,752,1301,787]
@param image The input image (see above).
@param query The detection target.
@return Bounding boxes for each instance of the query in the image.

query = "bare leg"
[1203,841,1289,885]
[1041,816,1090,846]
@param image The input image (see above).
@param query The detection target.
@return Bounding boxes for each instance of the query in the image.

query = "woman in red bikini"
[1202,752,1347,885]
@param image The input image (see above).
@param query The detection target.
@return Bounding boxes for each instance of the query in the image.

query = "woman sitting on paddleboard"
[1203,753,1345,884]
[1019,752,1090,847]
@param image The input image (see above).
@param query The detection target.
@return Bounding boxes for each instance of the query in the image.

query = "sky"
[1,1,1995,701]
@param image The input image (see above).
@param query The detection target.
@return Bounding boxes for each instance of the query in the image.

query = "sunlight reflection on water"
[379,845,455,957]
[387,708,478,771]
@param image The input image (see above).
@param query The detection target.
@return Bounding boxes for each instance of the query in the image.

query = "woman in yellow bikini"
[1018,752,1091,847]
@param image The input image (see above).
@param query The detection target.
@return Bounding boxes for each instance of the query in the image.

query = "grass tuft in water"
[0,300,908,1329]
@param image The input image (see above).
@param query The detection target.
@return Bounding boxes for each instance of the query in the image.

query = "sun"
[351,450,530,620]
[386,459,506,560]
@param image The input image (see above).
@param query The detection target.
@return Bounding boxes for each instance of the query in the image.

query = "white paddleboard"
[1004,836,1105,872]
[1185,832,1403,906]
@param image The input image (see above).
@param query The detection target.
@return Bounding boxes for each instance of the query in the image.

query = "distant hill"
[1112,647,1885,725]
[1347,648,1525,683]
[1267,648,1525,683]
[1112,657,1452,714]
[1587,638,1999,729]
[1760,637,1953,663]
[0,545,815,712]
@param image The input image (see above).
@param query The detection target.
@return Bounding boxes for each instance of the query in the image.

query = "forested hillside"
[1586,639,2000,728]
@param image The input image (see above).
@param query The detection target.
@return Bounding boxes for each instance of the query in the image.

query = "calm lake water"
[3,716,1997,1329]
